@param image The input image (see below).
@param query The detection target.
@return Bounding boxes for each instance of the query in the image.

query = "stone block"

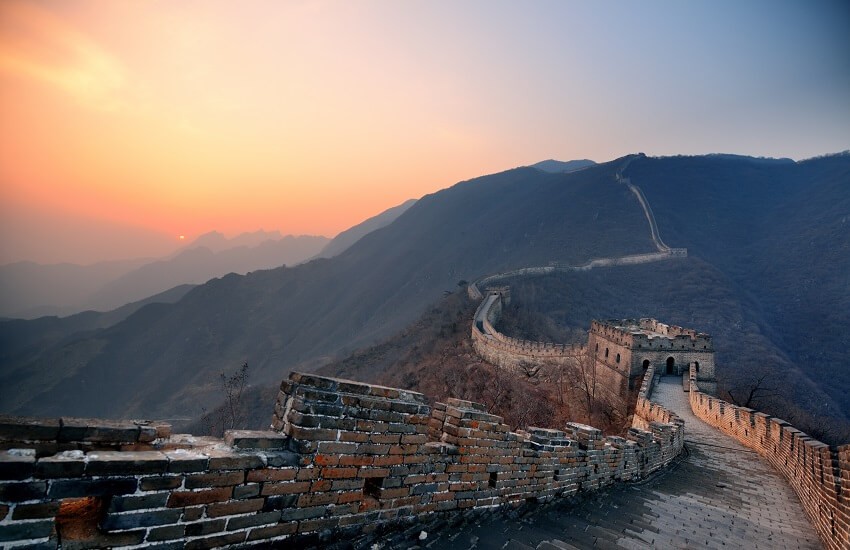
[184,519,226,536]
[225,511,281,530]
[167,487,232,507]
[59,417,139,444]
[107,492,169,512]
[224,430,289,450]
[139,475,183,491]
[0,449,35,479]
[183,531,246,550]
[233,483,260,499]
[206,498,264,518]
[0,416,60,441]
[85,450,168,476]
[246,522,298,540]
[184,471,245,489]
[164,450,209,473]
[12,501,60,519]
[147,524,185,542]
[34,450,86,478]
[205,449,264,470]
[0,480,47,501]
[0,519,55,542]
[47,477,137,498]
[101,508,183,530]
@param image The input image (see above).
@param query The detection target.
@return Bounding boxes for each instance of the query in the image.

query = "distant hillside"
[316,199,417,259]
[0,158,654,419]
[0,258,151,318]
[87,235,329,311]
[531,159,596,173]
[0,233,328,318]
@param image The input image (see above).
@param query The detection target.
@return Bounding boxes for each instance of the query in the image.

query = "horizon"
[2,0,849,264]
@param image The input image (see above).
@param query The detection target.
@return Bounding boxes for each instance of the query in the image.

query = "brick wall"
[687,366,849,550]
[0,371,683,548]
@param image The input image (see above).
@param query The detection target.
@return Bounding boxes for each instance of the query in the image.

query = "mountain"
[1,153,847,429]
[0,258,152,318]
[316,199,417,259]
[0,233,329,318]
[182,230,292,254]
[0,283,194,377]
[531,159,596,173]
[86,235,329,311]
[0,158,655,419]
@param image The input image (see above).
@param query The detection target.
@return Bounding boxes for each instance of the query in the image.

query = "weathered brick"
[233,483,260,499]
[297,492,338,507]
[182,506,204,521]
[0,480,47,501]
[224,430,289,450]
[321,467,357,479]
[48,478,137,499]
[0,451,35,479]
[85,451,168,476]
[167,487,232,507]
[261,481,311,496]
[263,494,298,511]
[299,516,340,533]
[246,468,297,482]
[107,492,169,512]
[246,522,298,540]
[184,519,226,536]
[139,475,182,491]
[59,417,139,443]
[101,508,182,530]
[185,471,245,489]
[206,449,264,470]
[35,453,86,478]
[0,416,60,441]
[147,524,185,542]
[225,511,281,530]
[206,498,264,517]
[280,505,326,521]
[184,531,246,549]
[0,520,55,543]
[12,501,60,519]
[339,455,373,467]
[164,450,208,473]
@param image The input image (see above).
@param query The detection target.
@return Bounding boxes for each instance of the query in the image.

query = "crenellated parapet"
[687,365,850,550]
[0,372,684,549]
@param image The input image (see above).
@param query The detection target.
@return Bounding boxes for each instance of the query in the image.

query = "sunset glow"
[1,0,848,264]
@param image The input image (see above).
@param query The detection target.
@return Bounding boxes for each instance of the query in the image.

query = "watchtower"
[587,318,716,392]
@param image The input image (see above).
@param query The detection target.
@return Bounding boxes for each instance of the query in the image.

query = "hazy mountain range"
[0,153,847,433]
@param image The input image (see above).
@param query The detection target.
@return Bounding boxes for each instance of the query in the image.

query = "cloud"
[0,1,128,111]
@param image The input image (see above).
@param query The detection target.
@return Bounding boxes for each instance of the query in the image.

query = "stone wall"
[687,367,849,550]
[0,372,684,549]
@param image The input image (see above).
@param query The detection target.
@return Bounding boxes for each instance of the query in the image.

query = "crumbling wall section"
[0,372,683,548]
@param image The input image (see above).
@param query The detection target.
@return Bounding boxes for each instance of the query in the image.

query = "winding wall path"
[433,377,822,549]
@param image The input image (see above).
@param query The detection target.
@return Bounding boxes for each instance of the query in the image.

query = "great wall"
[0,161,847,548]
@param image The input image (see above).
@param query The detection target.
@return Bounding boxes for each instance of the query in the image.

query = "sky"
[1,0,848,264]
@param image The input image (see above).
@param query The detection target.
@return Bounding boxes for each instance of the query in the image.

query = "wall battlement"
[687,366,850,550]
[0,371,682,549]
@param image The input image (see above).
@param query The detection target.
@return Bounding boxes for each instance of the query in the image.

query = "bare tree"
[201,362,250,436]
[725,372,779,409]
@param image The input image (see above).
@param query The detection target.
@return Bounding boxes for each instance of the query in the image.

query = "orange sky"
[1,1,848,264]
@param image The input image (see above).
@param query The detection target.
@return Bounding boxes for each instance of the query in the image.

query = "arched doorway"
[642,359,650,371]
[694,361,700,373]
[666,357,675,375]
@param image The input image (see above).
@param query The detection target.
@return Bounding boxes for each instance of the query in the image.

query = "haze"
[1,0,848,264]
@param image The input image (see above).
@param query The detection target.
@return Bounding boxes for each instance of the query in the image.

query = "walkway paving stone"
[429,377,821,549]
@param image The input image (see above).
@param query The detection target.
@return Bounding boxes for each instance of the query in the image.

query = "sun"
[179,235,185,240]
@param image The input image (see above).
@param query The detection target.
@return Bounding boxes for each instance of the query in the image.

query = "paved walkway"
[428,378,821,550]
